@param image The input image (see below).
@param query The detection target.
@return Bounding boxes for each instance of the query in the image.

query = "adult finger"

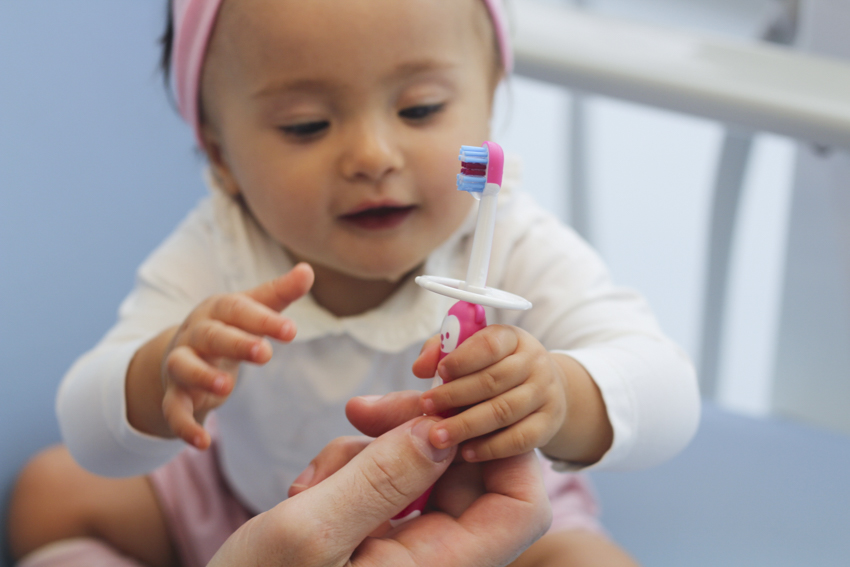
[457,452,552,556]
[245,263,314,313]
[281,416,456,560]
[437,325,519,382]
[288,436,371,497]
[394,451,552,567]
[345,390,423,437]
[429,460,486,518]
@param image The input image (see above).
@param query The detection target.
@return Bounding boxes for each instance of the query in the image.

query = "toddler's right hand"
[161,263,314,448]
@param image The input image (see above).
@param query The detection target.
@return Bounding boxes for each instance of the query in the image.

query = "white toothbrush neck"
[464,182,500,290]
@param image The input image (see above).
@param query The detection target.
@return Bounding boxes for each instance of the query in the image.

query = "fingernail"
[358,395,384,402]
[292,463,316,488]
[212,376,226,394]
[463,447,476,462]
[434,428,450,447]
[250,343,261,360]
[280,321,294,338]
[422,398,436,414]
[412,419,452,462]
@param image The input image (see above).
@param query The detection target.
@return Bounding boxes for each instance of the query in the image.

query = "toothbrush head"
[457,141,504,193]
[415,140,530,311]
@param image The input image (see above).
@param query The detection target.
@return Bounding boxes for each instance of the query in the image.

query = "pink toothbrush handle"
[390,301,487,527]
[435,301,487,415]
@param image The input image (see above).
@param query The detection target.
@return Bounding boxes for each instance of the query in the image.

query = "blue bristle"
[458,145,489,164]
[457,173,487,193]
[457,145,489,192]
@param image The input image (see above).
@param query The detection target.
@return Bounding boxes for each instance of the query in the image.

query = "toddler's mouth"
[340,205,417,230]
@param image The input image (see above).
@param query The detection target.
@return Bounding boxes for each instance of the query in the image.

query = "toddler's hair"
[159,1,176,93]
[157,0,507,98]
[158,0,509,147]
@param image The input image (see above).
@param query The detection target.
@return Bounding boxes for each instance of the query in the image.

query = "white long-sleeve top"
[57,170,700,514]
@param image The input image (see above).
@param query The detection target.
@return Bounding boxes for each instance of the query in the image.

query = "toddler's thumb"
[295,417,454,551]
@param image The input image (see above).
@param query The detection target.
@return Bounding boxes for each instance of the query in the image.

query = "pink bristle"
[461,162,486,176]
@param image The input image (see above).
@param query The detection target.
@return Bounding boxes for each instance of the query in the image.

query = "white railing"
[510,0,850,399]
[513,1,850,150]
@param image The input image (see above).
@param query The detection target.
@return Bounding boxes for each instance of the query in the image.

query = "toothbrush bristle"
[461,162,486,176]
[457,145,489,192]
[459,145,489,164]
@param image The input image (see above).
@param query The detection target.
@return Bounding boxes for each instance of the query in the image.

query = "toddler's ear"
[201,125,241,197]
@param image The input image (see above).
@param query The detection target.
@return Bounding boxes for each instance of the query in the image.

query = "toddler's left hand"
[412,325,567,462]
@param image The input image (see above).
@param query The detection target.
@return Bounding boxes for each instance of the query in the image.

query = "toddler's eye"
[399,103,445,121]
[280,121,329,138]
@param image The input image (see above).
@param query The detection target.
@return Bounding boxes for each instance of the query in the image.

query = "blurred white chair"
[511,0,850,401]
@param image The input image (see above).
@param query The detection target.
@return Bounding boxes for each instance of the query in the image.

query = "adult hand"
[208,392,552,567]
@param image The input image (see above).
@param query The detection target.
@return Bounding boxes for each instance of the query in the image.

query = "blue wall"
[0,2,205,561]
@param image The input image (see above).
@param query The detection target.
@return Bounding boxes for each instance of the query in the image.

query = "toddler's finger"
[421,356,527,415]
[164,346,232,396]
[162,387,210,449]
[428,385,540,451]
[460,412,552,462]
[437,325,519,382]
[208,294,297,343]
[412,335,441,379]
[246,263,314,313]
[187,319,272,363]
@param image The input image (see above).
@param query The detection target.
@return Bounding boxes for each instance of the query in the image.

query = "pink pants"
[149,443,604,567]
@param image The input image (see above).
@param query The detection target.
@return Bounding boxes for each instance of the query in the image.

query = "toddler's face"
[201,0,498,284]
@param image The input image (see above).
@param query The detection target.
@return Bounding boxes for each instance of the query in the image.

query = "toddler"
[9,0,700,566]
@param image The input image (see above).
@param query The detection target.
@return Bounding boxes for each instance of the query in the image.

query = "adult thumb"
[291,417,455,553]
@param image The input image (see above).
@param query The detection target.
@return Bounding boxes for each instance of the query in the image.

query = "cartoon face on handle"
[438,301,488,361]
[439,315,461,355]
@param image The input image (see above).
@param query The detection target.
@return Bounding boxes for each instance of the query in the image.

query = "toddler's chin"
[381,264,422,284]
[338,255,427,284]
[349,264,421,285]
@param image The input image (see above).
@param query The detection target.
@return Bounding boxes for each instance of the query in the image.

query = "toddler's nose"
[340,118,403,182]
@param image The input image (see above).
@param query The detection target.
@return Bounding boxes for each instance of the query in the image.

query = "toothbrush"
[389,142,531,527]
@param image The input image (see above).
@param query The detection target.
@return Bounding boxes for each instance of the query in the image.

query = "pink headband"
[172,0,513,146]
